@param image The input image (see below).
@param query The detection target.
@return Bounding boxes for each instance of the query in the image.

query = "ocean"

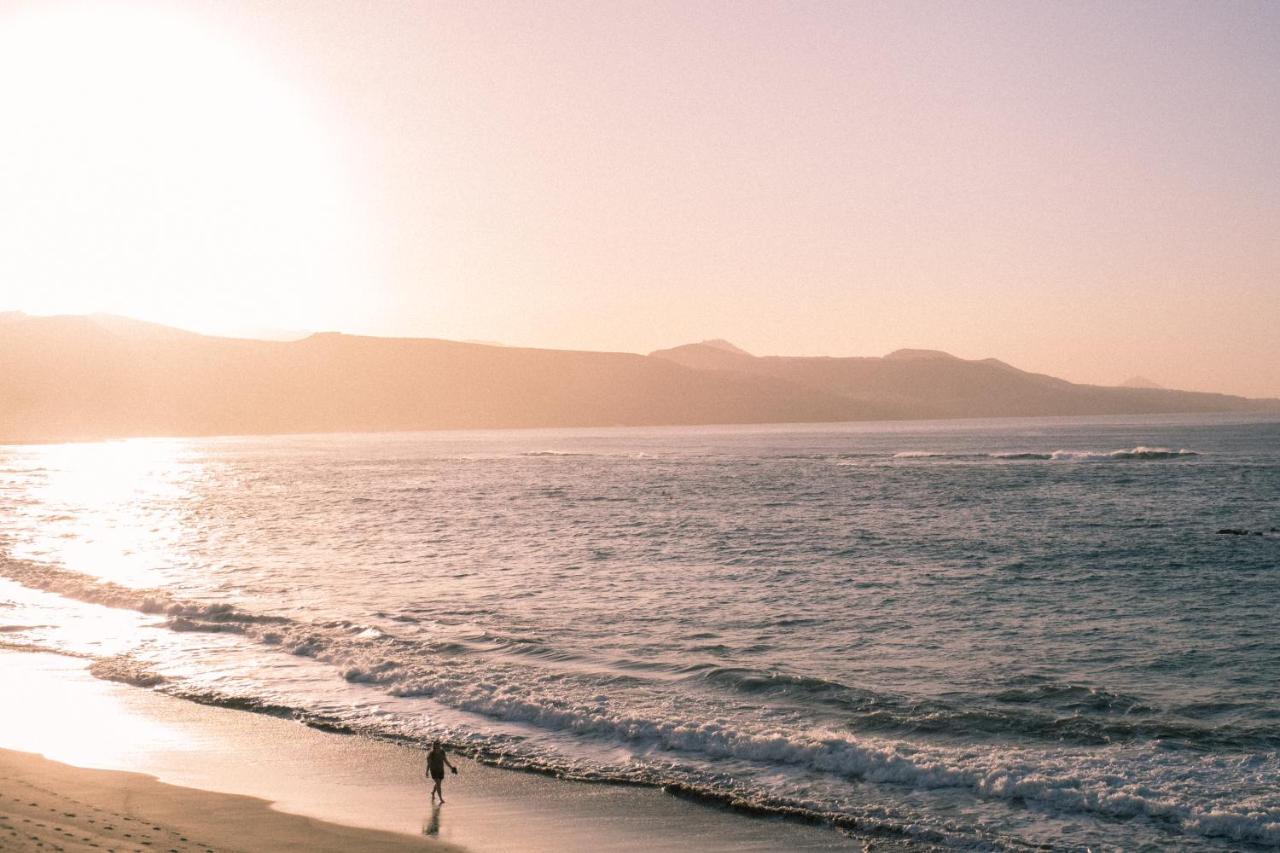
[2,413,1277,850]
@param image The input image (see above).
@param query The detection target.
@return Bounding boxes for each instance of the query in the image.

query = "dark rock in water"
[1216,528,1249,535]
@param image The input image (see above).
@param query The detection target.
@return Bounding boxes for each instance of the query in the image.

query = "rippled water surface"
[2,413,1278,849]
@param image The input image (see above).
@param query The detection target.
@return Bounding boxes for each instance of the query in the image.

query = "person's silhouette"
[426,740,458,803]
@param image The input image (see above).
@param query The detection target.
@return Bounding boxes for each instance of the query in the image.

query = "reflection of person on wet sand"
[426,740,457,802]
[423,801,442,837]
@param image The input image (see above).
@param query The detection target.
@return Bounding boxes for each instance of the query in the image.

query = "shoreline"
[0,650,880,851]
[0,747,441,853]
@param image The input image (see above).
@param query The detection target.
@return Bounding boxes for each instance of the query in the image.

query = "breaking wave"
[2,554,1278,849]
[886,447,1200,462]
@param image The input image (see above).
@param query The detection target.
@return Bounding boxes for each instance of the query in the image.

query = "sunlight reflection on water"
[6,439,200,589]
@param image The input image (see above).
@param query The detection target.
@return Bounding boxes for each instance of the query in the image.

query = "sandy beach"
[0,650,872,852]
[0,748,439,853]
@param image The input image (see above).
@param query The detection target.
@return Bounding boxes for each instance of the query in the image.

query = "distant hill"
[0,314,1275,443]
[648,341,1277,421]
[697,339,753,357]
[0,314,872,443]
[1120,375,1164,389]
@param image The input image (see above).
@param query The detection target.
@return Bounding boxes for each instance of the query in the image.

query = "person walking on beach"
[426,740,457,802]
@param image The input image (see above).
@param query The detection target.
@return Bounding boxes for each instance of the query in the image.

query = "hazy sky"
[2,1,1277,396]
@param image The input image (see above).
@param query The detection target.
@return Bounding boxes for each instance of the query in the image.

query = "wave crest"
[4,554,1276,848]
[885,447,1200,462]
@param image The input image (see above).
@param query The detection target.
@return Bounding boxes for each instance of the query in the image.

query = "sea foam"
[3,554,1276,848]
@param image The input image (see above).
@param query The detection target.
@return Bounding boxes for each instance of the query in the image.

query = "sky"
[1,0,1277,397]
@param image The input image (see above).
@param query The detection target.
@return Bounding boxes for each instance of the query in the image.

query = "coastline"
[0,748,440,853]
[0,650,877,851]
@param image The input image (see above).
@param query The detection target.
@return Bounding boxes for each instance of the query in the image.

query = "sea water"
[1,413,1277,850]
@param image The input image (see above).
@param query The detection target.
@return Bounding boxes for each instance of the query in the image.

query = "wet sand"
[0,747,439,852]
[0,650,873,851]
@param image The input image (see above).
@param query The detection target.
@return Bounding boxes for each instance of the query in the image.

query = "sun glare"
[0,653,195,770]
[9,439,198,589]
[0,1,378,335]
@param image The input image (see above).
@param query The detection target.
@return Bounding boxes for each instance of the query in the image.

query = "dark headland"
[2,312,1275,443]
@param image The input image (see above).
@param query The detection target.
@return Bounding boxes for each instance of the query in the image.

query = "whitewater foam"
[4,554,1277,848]
[887,447,1200,462]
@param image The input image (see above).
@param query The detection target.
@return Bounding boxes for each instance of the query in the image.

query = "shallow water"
[2,413,1278,850]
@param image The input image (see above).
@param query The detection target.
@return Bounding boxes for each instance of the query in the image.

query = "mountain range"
[1,312,1274,443]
